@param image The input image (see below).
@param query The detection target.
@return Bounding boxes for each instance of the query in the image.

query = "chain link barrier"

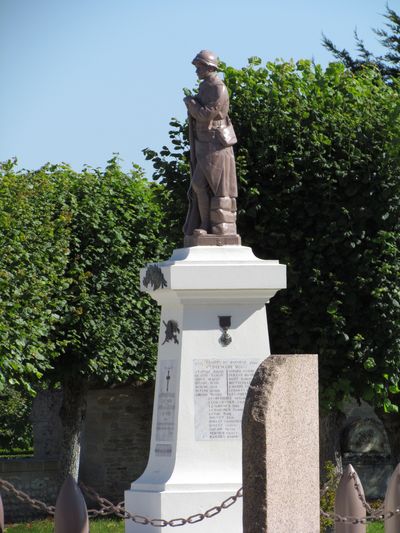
[320,471,397,525]
[0,478,242,527]
[0,476,398,527]
[80,483,243,526]
[0,479,56,516]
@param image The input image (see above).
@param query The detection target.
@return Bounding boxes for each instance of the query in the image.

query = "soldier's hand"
[183,96,195,106]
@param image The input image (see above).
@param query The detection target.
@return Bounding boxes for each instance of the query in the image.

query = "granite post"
[242,354,320,533]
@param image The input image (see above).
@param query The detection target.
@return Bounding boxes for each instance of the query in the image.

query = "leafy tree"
[145,59,400,424]
[322,5,400,79]
[0,158,72,392]
[0,157,166,479]
[0,385,33,452]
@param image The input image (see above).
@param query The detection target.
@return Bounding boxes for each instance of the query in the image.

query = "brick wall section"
[79,383,154,502]
[0,459,58,523]
[30,390,63,460]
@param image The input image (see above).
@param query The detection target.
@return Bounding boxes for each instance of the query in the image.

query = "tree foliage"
[322,5,400,79]
[0,159,72,392]
[0,385,33,452]
[0,156,167,478]
[0,157,165,388]
[145,59,400,413]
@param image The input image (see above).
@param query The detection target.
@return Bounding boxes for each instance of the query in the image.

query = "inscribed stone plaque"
[194,358,259,441]
[155,360,177,447]
[154,444,172,457]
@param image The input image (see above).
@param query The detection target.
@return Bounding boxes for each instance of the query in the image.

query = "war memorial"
[124,50,320,533]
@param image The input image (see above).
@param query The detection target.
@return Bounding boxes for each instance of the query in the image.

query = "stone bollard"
[242,354,320,533]
[54,475,89,533]
[384,464,400,533]
[334,465,366,532]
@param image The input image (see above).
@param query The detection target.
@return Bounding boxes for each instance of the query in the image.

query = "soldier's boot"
[210,197,237,235]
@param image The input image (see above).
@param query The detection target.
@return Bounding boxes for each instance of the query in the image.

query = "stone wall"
[79,383,154,502]
[30,390,63,460]
[0,459,58,523]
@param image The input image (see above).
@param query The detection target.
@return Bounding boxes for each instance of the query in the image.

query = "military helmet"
[192,50,219,69]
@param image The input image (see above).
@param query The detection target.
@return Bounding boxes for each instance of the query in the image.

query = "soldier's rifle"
[188,112,196,175]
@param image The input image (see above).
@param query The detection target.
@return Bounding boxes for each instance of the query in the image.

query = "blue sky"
[0,0,388,176]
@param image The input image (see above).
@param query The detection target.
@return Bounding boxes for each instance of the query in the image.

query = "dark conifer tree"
[322,5,400,79]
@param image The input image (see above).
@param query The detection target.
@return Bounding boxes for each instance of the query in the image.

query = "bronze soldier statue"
[183,50,241,246]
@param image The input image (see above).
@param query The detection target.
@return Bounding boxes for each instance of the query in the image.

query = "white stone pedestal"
[125,246,286,532]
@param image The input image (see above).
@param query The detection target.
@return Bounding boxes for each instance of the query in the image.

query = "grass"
[367,523,384,532]
[4,518,385,532]
[5,518,124,532]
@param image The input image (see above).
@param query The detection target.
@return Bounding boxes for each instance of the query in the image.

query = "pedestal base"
[125,246,286,533]
[125,486,242,532]
[183,233,241,247]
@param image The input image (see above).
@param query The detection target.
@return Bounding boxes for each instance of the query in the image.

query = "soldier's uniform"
[184,50,238,237]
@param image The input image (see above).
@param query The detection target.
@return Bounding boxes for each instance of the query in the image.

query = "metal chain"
[350,471,374,514]
[0,476,399,527]
[0,478,242,527]
[80,482,243,526]
[320,471,392,524]
[321,507,400,524]
[0,479,56,515]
